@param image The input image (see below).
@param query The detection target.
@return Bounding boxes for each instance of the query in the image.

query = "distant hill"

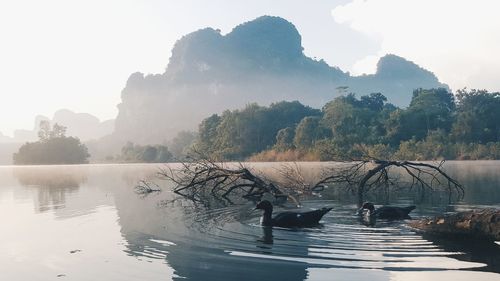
[0,110,114,164]
[3,110,114,144]
[52,109,114,141]
[112,16,447,145]
[11,115,50,143]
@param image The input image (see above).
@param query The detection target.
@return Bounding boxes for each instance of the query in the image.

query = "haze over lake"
[1,2,500,280]
[1,162,499,280]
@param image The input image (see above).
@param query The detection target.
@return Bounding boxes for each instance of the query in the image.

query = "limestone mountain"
[52,109,114,141]
[114,16,447,145]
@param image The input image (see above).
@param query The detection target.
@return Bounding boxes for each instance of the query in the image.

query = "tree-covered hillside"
[192,88,500,161]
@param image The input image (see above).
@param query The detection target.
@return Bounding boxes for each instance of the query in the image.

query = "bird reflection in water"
[256,226,274,249]
[256,226,274,254]
[359,212,377,227]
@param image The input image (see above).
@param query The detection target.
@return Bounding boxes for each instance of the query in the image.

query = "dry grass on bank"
[248,149,320,162]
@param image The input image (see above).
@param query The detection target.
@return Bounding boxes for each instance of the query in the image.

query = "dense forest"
[191,88,500,161]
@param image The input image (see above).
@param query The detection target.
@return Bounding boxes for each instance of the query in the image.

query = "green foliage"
[322,93,392,146]
[293,116,330,149]
[13,122,89,165]
[195,101,319,160]
[313,139,352,161]
[192,88,500,161]
[196,114,222,155]
[356,143,395,160]
[169,131,197,159]
[274,127,295,152]
[393,130,449,161]
[360,92,387,111]
[448,142,500,160]
[120,142,173,163]
[386,88,455,144]
[451,88,500,143]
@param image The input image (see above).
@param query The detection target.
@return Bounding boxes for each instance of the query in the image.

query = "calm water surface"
[0,162,499,281]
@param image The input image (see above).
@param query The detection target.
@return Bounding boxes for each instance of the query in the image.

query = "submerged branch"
[312,159,464,205]
[140,151,464,206]
[156,155,303,204]
[134,180,161,196]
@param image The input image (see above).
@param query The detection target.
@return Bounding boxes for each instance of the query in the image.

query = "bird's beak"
[357,207,365,215]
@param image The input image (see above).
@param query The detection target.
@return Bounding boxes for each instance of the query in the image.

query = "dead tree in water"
[155,153,463,205]
[134,180,161,195]
[312,159,464,205]
[157,157,305,204]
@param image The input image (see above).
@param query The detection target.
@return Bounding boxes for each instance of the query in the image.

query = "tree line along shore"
[12,88,500,164]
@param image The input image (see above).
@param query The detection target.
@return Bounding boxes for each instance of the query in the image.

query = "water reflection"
[359,214,377,227]
[257,226,274,246]
[0,163,499,280]
[13,166,87,213]
[91,162,500,279]
[14,166,87,188]
[114,192,311,280]
[422,235,500,273]
[166,237,309,281]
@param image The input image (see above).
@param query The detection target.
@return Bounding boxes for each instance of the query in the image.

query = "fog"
[0,16,447,163]
[112,16,445,146]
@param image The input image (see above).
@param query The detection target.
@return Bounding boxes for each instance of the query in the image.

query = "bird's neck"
[261,209,273,226]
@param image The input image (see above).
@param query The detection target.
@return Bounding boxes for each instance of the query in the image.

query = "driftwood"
[409,209,500,241]
[314,159,464,205]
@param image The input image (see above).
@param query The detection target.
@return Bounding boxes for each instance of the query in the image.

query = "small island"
[13,121,90,165]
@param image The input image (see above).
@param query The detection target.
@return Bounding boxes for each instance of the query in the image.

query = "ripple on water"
[177,200,489,272]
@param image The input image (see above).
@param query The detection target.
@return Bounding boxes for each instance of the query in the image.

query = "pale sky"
[0,0,499,136]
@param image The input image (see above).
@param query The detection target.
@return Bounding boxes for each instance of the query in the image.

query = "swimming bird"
[255,200,332,228]
[358,202,416,220]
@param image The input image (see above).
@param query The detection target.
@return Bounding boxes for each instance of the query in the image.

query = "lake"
[1,162,499,281]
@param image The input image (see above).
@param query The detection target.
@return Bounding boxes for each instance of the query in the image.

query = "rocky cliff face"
[114,16,447,144]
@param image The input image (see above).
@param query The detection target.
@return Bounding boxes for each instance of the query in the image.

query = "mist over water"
[0,162,499,281]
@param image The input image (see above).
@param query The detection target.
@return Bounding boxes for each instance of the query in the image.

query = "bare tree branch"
[156,154,302,204]
[134,180,161,197]
[140,151,464,207]
[312,159,464,205]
